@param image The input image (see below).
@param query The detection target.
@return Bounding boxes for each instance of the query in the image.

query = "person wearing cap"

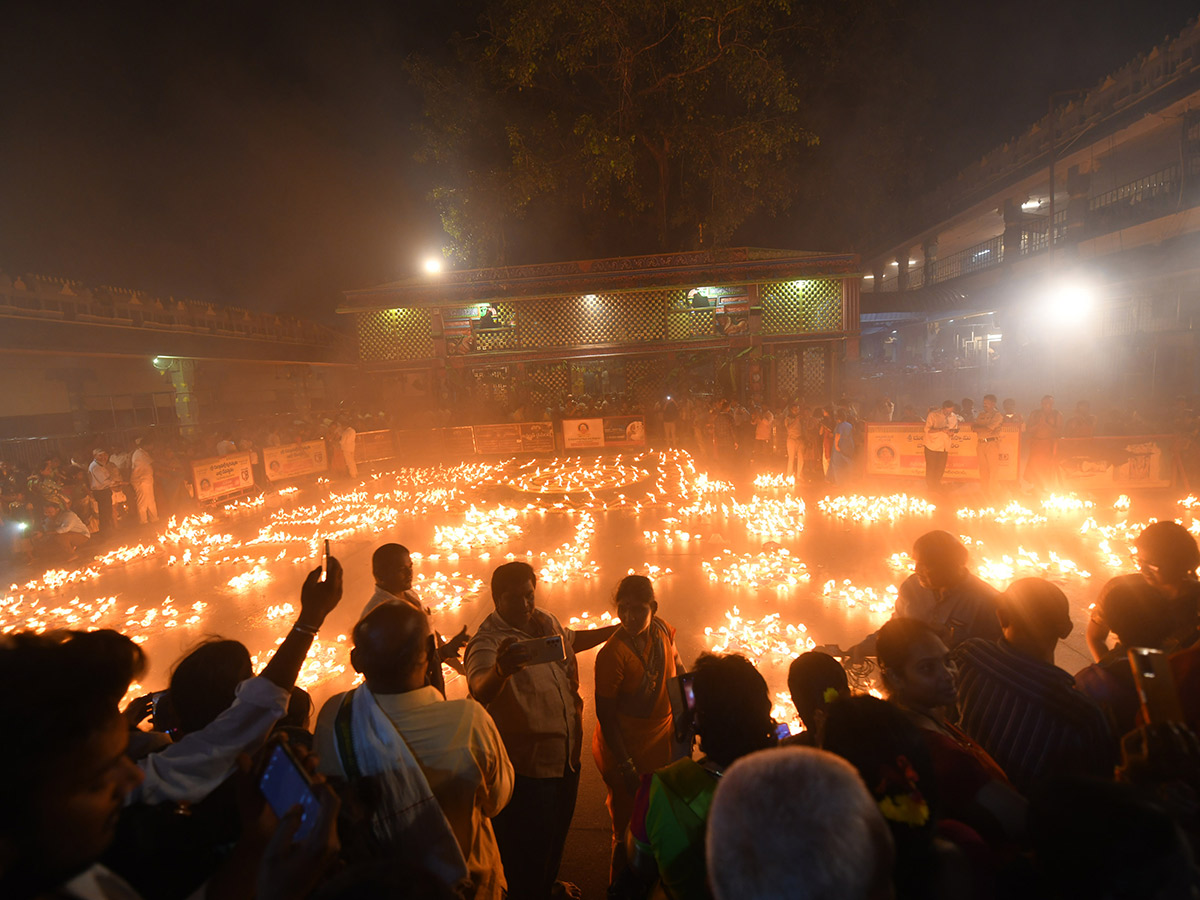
[954,578,1114,794]
[922,400,958,492]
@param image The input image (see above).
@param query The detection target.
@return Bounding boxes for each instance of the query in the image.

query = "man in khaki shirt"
[974,394,1005,497]
[465,561,618,900]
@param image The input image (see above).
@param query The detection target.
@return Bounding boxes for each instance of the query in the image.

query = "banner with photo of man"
[262,440,328,482]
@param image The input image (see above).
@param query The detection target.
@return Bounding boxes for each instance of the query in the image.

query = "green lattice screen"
[357,309,434,361]
[760,280,843,334]
[517,291,680,349]
[776,351,800,400]
[802,347,828,398]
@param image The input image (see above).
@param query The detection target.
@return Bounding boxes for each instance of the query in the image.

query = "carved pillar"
[923,238,939,285]
[1066,165,1091,248]
[1002,199,1024,261]
[167,358,199,436]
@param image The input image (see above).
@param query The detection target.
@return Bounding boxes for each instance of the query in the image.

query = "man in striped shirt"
[954,578,1115,795]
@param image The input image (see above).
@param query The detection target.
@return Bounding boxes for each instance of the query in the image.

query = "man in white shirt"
[38,499,91,560]
[89,449,122,536]
[129,441,157,524]
[316,602,514,900]
[923,400,958,492]
[361,543,469,695]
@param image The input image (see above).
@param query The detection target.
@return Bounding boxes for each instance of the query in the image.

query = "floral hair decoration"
[875,755,930,826]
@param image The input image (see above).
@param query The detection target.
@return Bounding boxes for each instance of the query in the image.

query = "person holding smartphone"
[592,575,683,884]
[464,562,619,900]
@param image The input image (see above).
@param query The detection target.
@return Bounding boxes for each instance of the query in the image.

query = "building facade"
[339,248,861,413]
[858,19,1200,411]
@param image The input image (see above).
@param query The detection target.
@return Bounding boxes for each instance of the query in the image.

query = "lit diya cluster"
[495,456,649,496]
[705,607,817,728]
[817,494,936,524]
[725,495,805,538]
[433,504,524,551]
[536,511,600,585]
[702,549,810,590]
[753,473,796,490]
[570,610,616,631]
[974,548,1092,584]
[955,501,1046,525]
[821,579,898,616]
[413,571,485,615]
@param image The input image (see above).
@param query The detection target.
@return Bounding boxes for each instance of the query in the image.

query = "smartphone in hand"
[259,742,321,841]
[319,539,330,583]
[1129,647,1185,725]
[512,634,566,666]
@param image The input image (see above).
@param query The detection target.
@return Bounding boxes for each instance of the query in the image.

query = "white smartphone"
[514,634,566,666]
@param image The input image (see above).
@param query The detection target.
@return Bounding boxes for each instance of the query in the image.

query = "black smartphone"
[668,672,697,743]
[259,742,321,841]
[1129,646,1184,725]
[319,539,330,583]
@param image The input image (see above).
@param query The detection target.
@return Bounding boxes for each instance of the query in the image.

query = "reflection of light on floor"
[5,451,1197,710]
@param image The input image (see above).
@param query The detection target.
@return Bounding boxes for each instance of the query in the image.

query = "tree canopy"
[411,0,832,266]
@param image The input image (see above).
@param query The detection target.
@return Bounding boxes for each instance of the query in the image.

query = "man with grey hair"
[706,747,894,900]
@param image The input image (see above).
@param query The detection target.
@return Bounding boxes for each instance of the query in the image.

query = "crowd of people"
[10,513,1200,900]
[0,412,389,566]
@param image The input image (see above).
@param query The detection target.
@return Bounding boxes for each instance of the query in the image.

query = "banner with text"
[865,423,1021,481]
[1056,434,1177,490]
[192,452,255,502]
[354,430,396,463]
[473,422,556,454]
[262,440,328,483]
[563,418,605,449]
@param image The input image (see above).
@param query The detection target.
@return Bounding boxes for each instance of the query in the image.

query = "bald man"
[316,603,514,900]
[362,542,469,694]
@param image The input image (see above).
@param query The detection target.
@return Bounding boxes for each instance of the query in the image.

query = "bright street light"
[423,257,444,275]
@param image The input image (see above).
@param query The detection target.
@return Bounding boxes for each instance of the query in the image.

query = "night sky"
[1,0,1195,321]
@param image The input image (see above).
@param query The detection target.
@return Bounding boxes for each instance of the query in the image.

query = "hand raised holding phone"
[496,634,565,677]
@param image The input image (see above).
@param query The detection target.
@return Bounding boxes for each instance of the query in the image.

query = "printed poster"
[865,423,1021,481]
[1056,435,1176,490]
[192,452,255,502]
[262,440,328,482]
[563,418,604,449]
[518,421,555,452]
[602,416,647,447]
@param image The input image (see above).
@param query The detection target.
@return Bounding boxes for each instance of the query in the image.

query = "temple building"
[339,247,860,410]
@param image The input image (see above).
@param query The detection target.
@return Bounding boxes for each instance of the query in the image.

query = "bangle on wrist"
[292,622,319,637]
